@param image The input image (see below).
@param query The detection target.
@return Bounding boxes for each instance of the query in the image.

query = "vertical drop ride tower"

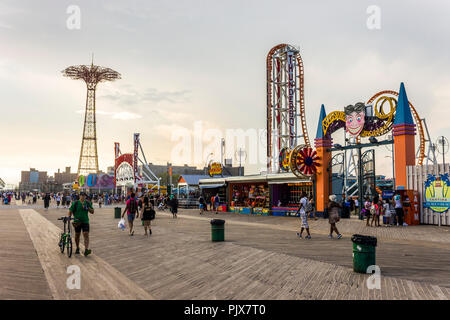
[62,61,121,176]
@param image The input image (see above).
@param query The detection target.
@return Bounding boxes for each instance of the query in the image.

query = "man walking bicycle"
[68,192,94,256]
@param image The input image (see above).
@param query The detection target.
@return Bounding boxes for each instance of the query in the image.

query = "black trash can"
[114,207,121,219]
[351,234,377,273]
[210,219,225,242]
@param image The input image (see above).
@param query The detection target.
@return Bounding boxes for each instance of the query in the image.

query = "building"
[106,166,115,175]
[141,163,204,177]
[54,167,78,185]
[199,172,313,216]
[0,178,5,190]
[140,162,244,182]
[19,168,48,192]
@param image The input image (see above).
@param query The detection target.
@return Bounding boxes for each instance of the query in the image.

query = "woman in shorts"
[140,196,155,236]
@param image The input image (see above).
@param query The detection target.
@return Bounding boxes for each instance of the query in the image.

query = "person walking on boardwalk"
[383,199,392,226]
[210,195,215,211]
[122,193,139,236]
[214,193,220,214]
[307,195,317,220]
[98,194,103,208]
[140,196,155,236]
[68,192,94,256]
[364,197,372,226]
[198,195,206,214]
[56,193,61,208]
[394,194,404,226]
[370,195,382,227]
[296,192,311,239]
[169,194,179,218]
[328,195,342,239]
[44,193,50,210]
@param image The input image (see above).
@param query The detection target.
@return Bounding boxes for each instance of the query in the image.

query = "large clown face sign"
[345,102,366,137]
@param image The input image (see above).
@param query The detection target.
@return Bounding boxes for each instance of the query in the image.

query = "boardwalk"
[1,201,450,300]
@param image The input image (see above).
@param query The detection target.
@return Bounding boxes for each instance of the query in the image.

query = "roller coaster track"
[266,44,311,170]
[367,90,425,166]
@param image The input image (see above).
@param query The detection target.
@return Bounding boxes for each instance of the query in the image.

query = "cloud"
[100,87,191,106]
[75,109,142,120]
[111,111,142,120]
[0,21,12,29]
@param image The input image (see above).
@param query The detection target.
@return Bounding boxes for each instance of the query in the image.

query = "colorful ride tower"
[393,82,416,189]
[314,105,332,212]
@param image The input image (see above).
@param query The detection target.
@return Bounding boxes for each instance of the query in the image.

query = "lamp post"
[235,148,247,176]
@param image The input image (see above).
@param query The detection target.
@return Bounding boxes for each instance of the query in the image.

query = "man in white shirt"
[394,194,404,226]
[296,192,311,239]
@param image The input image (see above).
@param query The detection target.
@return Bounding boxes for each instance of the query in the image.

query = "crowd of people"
[3,187,411,256]
[292,191,409,240]
[197,193,221,214]
[360,193,406,227]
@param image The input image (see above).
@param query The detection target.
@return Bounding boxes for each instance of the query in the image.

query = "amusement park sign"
[208,162,222,177]
[287,51,295,146]
[322,98,396,139]
[76,173,115,189]
[424,174,450,213]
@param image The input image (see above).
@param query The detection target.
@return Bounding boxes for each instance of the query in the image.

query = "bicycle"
[58,216,73,258]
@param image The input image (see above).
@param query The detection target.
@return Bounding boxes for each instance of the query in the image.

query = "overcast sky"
[1,0,449,185]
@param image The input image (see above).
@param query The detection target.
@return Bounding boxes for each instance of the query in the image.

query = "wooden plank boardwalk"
[1,204,450,300]
[0,209,52,299]
[16,209,154,300]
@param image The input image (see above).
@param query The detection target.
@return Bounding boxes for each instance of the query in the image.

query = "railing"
[178,199,199,208]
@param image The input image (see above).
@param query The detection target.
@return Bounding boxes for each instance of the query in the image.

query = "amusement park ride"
[114,133,161,191]
[62,57,121,176]
[266,43,432,215]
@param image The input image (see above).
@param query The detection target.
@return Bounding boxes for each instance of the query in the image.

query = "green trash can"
[351,234,377,273]
[210,219,225,242]
[114,207,121,219]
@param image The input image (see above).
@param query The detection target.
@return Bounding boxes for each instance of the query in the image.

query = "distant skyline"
[1,0,450,185]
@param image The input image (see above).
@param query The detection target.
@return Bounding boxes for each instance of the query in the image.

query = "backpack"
[129,198,137,214]
[305,201,313,213]
[370,204,377,215]
[144,206,156,220]
[149,208,155,220]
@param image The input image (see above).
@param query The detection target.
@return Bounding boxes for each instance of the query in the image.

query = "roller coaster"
[266,43,427,175]
[266,44,311,173]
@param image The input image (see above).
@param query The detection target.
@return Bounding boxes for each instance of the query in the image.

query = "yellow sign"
[424,174,450,213]
[208,162,222,177]
[322,111,345,137]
